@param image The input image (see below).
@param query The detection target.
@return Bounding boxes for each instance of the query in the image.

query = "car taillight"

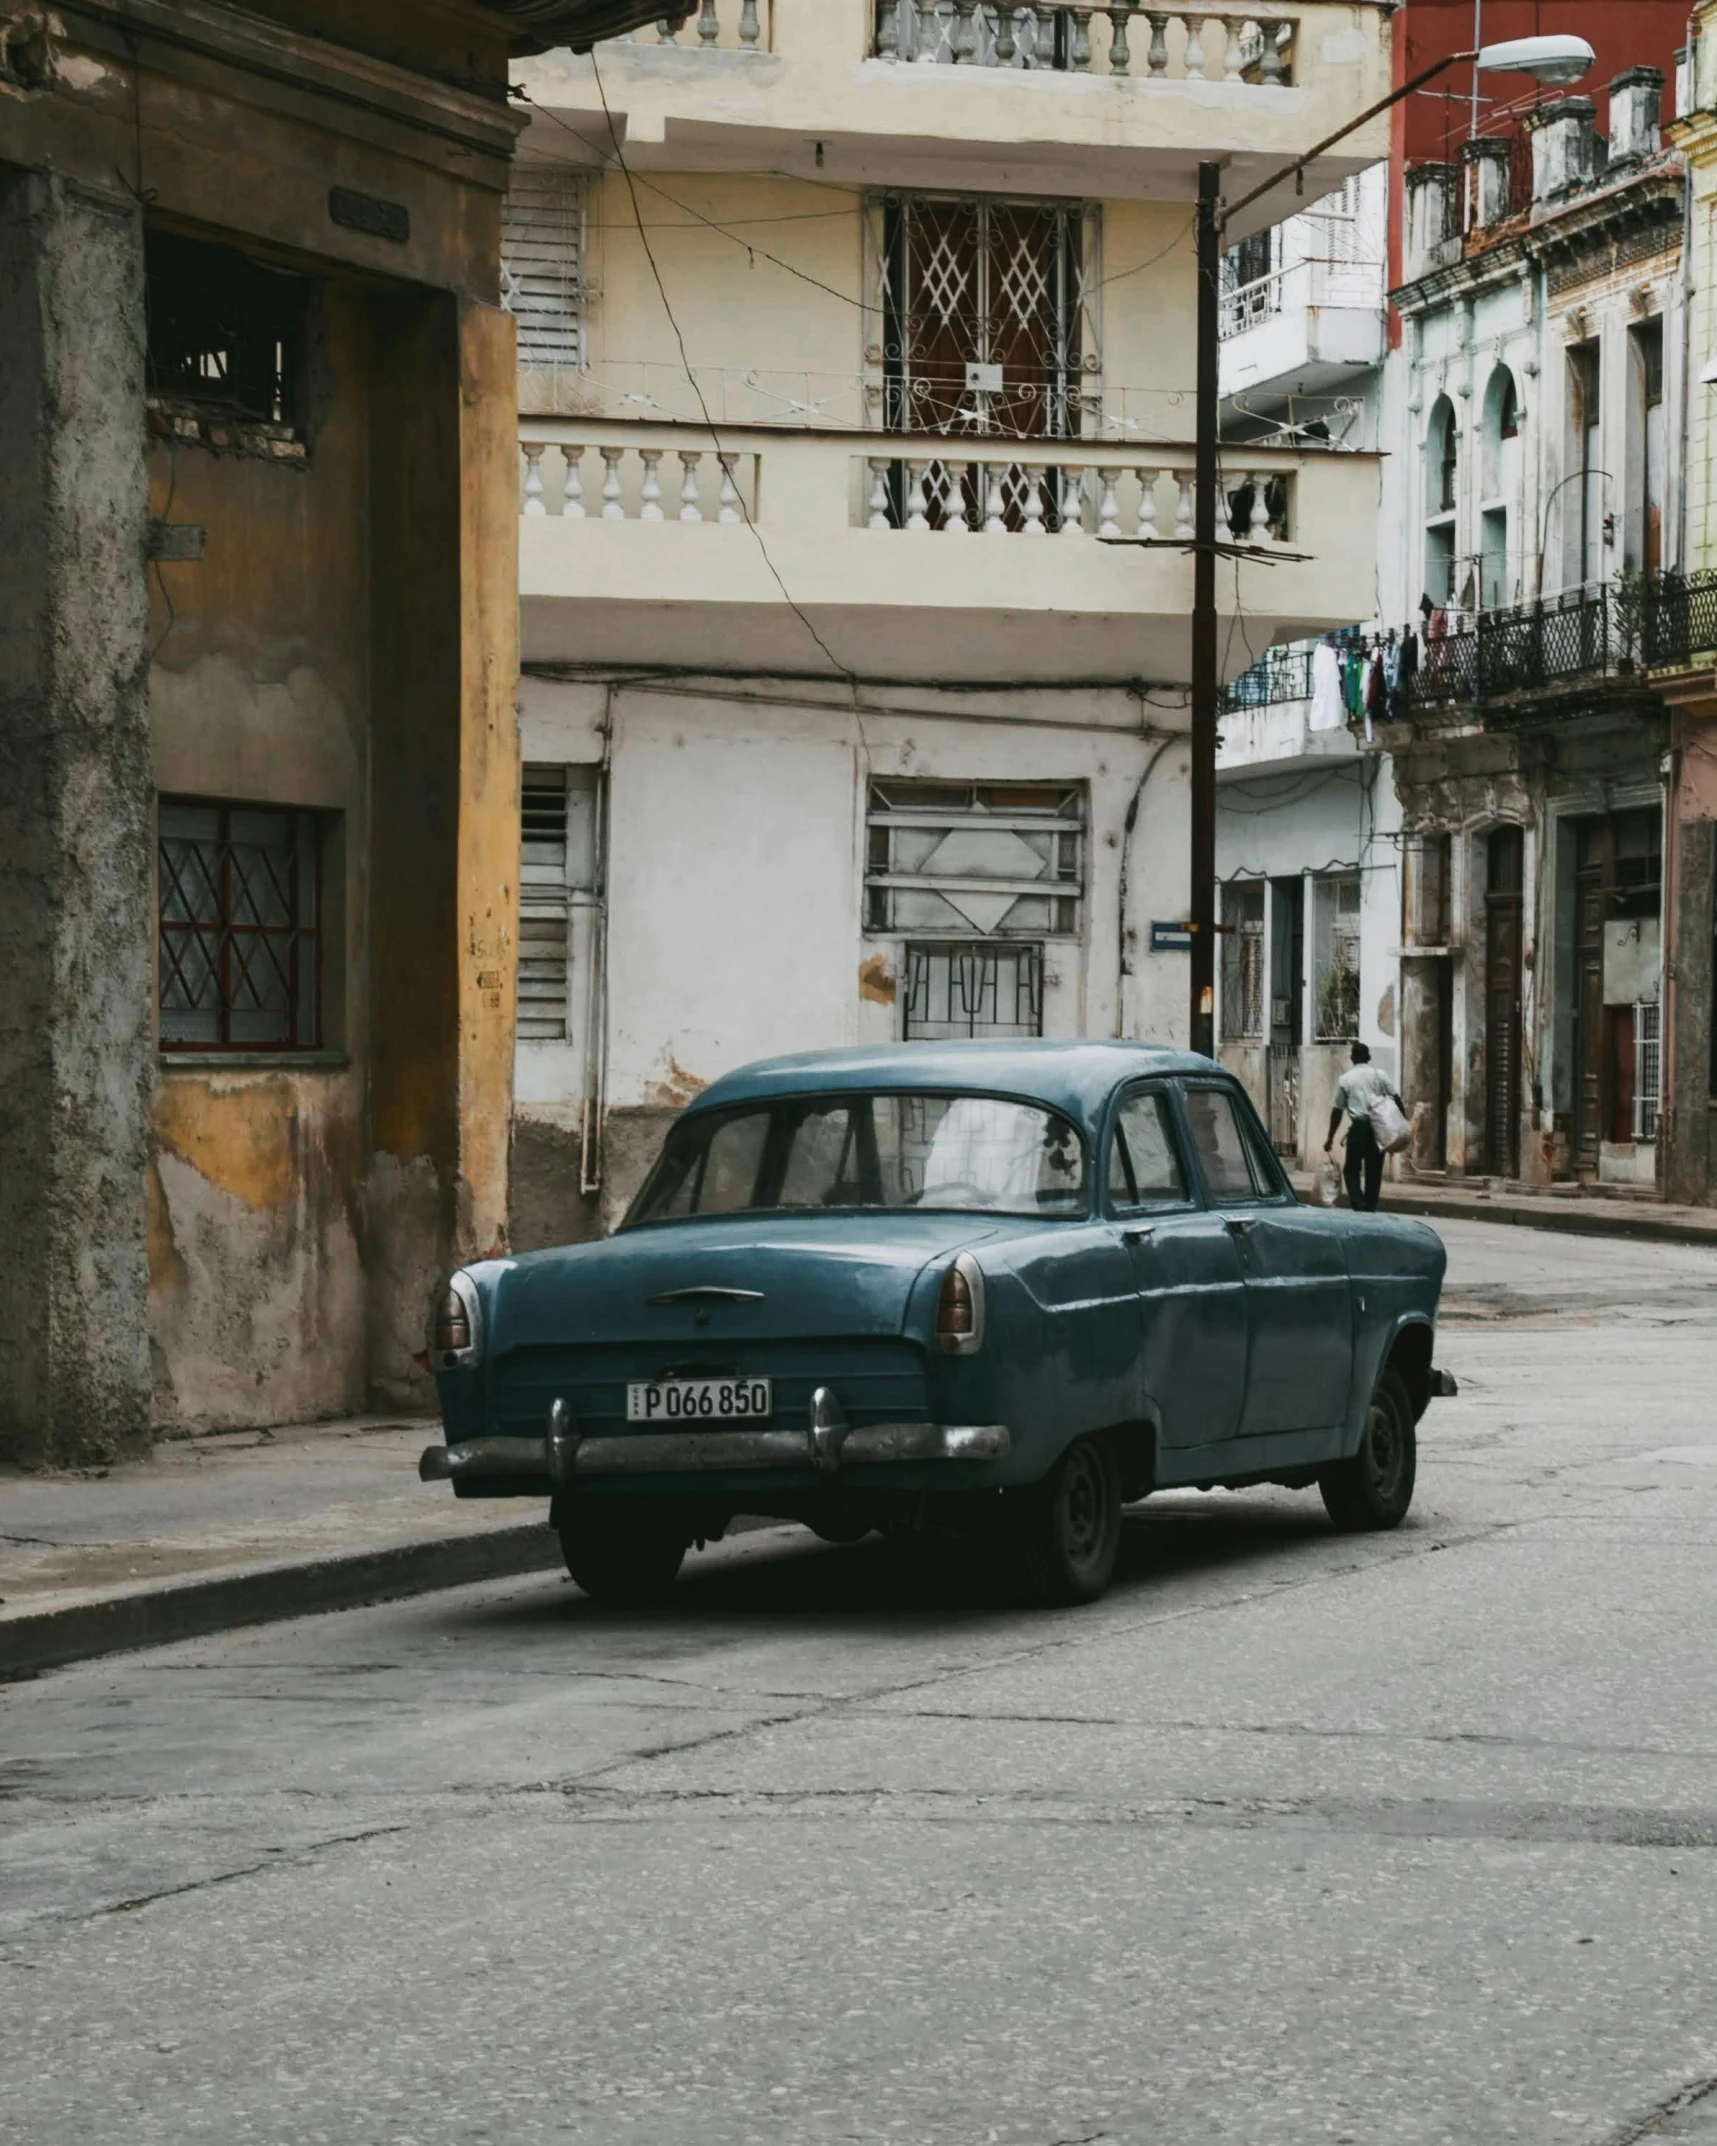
[937,1265,974,1339]
[434,1286,471,1356]
[935,1258,983,1355]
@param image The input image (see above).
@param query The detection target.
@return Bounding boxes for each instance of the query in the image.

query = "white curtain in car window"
[922,1097,1045,1197]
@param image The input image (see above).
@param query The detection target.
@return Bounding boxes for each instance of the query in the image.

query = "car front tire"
[1014,1433,1123,1607]
[558,1504,687,1606]
[1319,1366,1417,1532]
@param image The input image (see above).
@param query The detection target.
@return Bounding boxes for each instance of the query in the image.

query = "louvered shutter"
[502,173,585,368]
[518,765,571,1040]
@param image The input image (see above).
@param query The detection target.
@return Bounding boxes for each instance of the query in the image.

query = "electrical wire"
[514,90,1198,315]
[586,51,858,685]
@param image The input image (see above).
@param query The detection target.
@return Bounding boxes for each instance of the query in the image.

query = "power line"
[585,51,857,684]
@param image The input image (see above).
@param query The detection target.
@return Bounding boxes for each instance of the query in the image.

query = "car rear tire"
[558,1505,687,1605]
[1014,1433,1122,1606]
[1319,1366,1417,1532]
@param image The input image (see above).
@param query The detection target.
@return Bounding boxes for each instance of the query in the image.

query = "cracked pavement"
[4,1218,1717,2144]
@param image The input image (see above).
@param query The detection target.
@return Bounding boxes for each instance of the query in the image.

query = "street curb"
[1376,1191,1717,1249]
[0,1523,563,1684]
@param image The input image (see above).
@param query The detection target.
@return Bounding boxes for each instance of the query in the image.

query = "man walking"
[1323,1042,1404,1214]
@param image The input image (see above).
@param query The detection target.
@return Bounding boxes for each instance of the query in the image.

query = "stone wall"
[0,171,152,1468]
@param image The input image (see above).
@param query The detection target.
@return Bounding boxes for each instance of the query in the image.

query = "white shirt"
[1332,1062,1396,1123]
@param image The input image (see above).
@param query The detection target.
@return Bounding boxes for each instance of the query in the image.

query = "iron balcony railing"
[1409,573,1717,713]
[1218,643,1316,714]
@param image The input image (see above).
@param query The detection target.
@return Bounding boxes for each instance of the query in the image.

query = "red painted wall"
[1385,0,1691,320]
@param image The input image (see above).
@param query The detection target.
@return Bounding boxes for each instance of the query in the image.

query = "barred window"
[903,943,1043,1041]
[1312,873,1362,1042]
[157,799,322,1051]
[866,780,1083,938]
[1219,881,1265,1042]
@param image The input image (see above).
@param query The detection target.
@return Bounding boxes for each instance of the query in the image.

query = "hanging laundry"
[1310,640,1346,731]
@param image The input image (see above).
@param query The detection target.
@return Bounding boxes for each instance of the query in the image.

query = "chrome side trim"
[648,1286,766,1304]
[419,1419,1010,1483]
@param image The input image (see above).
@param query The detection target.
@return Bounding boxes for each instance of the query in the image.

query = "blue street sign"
[1151,921,1194,953]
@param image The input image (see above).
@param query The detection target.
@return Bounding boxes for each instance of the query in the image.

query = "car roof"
[686,1040,1224,1134]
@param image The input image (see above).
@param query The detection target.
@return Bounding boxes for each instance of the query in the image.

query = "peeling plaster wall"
[145,282,373,1431]
[516,676,1194,1240]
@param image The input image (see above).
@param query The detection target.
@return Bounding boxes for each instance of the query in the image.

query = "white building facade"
[503,0,1394,1240]
[1212,161,1399,1165]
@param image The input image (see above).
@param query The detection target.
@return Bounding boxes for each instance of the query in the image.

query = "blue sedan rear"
[421,1041,1451,1605]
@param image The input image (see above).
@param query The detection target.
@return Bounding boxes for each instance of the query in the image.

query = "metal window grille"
[1635,1000,1662,1142]
[502,173,586,369]
[145,232,308,431]
[1312,873,1361,1041]
[1220,882,1265,1041]
[903,942,1043,1039]
[519,765,572,1040]
[866,780,1083,938]
[869,192,1100,442]
[157,799,321,1051]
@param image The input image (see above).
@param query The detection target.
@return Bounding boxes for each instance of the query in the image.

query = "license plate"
[626,1377,772,1424]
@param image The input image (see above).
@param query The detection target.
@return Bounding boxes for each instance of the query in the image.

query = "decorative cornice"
[1391,160,1684,318]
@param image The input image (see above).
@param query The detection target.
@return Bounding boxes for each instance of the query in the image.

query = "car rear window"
[624,1091,1088,1225]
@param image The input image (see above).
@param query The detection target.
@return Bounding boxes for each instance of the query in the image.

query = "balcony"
[1216,640,1359,770]
[1404,576,1706,724]
[1218,253,1386,408]
[517,415,1380,680]
[518,0,1392,223]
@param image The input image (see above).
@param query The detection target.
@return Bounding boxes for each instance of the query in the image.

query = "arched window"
[1427,396,1459,514]
[1424,395,1459,605]
[1479,368,1521,609]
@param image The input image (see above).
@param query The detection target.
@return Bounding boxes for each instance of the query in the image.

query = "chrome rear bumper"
[420,1416,1009,1487]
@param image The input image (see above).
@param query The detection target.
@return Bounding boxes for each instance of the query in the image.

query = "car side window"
[1180,1085,1268,1203]
[1108,1090,1187,1209]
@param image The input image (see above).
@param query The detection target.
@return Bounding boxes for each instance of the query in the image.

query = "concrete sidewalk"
[0,1417,559,1681]
[1292,1169,1717,1247]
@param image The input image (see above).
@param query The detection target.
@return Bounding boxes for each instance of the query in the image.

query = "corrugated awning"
[489,0,695,54]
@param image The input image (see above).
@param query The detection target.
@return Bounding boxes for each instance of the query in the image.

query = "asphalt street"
[5,1217,1717,2146]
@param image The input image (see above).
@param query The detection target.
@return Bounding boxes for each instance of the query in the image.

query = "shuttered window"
[519,766,571,1040]
[502,173,586,369]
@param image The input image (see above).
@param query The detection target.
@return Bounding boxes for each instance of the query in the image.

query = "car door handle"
[1122,1225,1155,1244]
[1226,1216,1257,1236]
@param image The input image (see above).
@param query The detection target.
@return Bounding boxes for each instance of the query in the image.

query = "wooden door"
[1571,817,1612,1175]
[1484,828,1524,1179]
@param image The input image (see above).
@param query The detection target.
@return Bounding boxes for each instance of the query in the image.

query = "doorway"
[1570,808,1663,1174]
[1484,827,1524,1179]
[1266,877,1304,1155]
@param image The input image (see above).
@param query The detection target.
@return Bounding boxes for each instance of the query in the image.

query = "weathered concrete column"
[0,169,153,1467]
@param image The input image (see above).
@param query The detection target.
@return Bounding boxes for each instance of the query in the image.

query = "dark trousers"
[1343,1116,1384,1212]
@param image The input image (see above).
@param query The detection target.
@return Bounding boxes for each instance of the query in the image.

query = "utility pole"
[1189,159,1221,1059]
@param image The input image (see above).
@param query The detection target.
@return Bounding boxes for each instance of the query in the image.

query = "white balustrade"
[847,453,1293,542]
[521,441,547,516]
[519,433,1285,546]
[519,436,758,523]
[633,0,764,48]
[872,4,1294,84]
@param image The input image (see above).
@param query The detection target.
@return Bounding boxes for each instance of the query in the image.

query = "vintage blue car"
[420,1041,1452,1606]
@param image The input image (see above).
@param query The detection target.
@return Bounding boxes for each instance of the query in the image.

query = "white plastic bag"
[1369,1093,1412,1155]
[1315,1155,1342,1207]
